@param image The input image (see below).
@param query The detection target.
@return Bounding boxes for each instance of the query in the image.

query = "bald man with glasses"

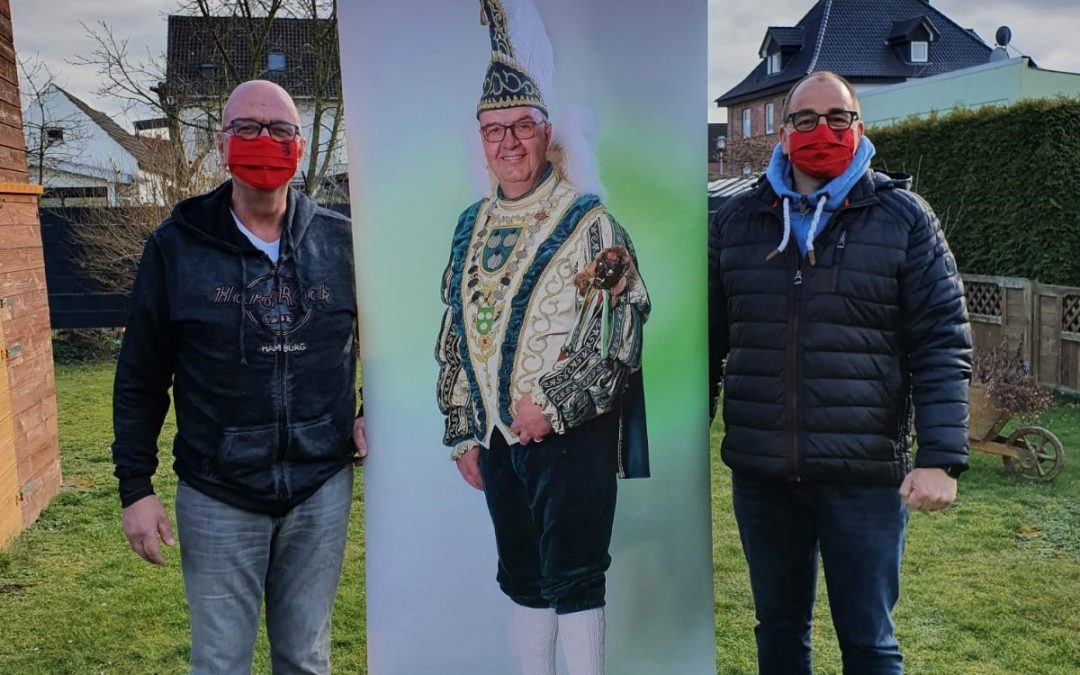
[709,71,971,674]
[113,80,365,674]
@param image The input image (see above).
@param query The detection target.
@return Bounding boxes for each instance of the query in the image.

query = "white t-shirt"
[231,209,281,262]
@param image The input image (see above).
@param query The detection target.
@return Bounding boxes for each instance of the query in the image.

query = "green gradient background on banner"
[339,1,712,672]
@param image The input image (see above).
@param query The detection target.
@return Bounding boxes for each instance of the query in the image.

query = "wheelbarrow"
[967,385,1064,482]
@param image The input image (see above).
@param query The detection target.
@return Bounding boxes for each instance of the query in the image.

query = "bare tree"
[73,20,217,201]
[295,0,343,198]
[65,0,345,292]
[168,0,344,198]
[68,157,222,293]
[18,56,91,191]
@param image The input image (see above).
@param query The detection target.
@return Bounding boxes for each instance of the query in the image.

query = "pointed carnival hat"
[472,0,604,197]
[477,0,553,116]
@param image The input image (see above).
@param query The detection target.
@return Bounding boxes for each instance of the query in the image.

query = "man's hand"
[353,416,367,466]
[899,468,957,512]
[456,446,484,491]
[121,495,175,566]
[511,395,553,445]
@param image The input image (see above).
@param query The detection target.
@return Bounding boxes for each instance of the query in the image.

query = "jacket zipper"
[830,230,848,293]
[272,261,289,500]
[758,188,879,481]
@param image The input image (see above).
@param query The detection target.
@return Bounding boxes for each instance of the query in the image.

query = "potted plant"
[969,338,1053,441]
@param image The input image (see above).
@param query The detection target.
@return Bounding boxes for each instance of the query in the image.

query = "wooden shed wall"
[0,0,61,547]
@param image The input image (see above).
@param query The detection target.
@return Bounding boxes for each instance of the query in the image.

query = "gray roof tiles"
[165,15,339,99]
[717,0,991,106]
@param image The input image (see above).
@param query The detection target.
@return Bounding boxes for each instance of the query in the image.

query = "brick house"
[714,0,992,176]
[164,15,347,200]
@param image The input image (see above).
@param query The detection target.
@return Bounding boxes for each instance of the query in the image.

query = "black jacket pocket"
[287,414,349,463]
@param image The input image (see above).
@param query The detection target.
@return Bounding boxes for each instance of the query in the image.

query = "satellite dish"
[995,26,1012,48]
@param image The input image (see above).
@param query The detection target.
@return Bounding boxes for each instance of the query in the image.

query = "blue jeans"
[732,475,908,675]
[175,467,353,675]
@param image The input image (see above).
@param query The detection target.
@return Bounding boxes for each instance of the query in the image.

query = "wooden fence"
[963,274,1080,395]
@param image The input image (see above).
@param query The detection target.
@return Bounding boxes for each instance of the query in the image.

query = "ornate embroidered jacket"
[435,169,650,472]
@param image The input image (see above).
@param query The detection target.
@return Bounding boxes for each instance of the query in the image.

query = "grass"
[0,362,1078,673]
[0,363,364,673]
[712,402,1080,674]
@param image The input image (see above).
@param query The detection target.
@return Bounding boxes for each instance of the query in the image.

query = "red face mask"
[787,123,857,180]
[226,135,300,191]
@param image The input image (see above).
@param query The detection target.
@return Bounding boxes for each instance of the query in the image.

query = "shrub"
[872,97,1080,285]
[50,329,122,365]
[971,339,1053,421]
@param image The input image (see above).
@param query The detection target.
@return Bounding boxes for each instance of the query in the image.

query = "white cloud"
[12,1,1080,127]
[11,0,174,126]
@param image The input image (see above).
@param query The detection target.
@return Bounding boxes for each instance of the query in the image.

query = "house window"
[268,52,286,72]
[199,63,216,79]
[45,127,64,144]
[910,41,929,63]
[742,108,752,138]
[767,51,782,75]
[764,103,775,134]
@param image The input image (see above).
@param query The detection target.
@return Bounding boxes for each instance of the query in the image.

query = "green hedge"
[870,97,1080,286]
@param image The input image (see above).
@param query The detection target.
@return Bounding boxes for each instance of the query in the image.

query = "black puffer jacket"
[708,170,971,485]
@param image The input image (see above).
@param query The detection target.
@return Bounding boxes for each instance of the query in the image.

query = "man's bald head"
[222,80,302,128]
[780,71,861,121]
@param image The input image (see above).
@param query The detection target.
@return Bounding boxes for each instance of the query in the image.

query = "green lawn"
[1,362,1078,673]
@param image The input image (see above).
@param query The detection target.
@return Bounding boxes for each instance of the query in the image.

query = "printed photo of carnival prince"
[434,1,651,673]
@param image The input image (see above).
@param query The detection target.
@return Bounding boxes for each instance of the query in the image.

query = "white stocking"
[557,607,605,675]
[509,604,558,675]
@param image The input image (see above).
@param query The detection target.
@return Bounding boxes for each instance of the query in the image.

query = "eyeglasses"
[785,110,859,133]
[223,118,301,141]
[479,119,548,143]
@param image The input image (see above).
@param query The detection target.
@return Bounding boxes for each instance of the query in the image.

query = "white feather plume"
[499,0,555,102]
[550,103,605,198]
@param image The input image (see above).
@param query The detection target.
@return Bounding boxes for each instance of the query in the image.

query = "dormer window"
[910,41,929,63]
[888,16,938,65]
[767,51,782,75]
[758,27,802,77]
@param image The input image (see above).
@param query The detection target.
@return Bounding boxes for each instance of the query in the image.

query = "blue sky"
[11,0,1080,125]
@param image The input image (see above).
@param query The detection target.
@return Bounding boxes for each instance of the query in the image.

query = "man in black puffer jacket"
[112,80,365,674]
[709,72,971,675]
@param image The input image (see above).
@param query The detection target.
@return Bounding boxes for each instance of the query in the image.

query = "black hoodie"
[112,181,357,516]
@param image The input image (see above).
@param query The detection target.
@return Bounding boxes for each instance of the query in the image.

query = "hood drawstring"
[766,199,793,262]
[803,193,828,266]
[280,223,309,319]
[766,193,828,266]
[239,255,249,366]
